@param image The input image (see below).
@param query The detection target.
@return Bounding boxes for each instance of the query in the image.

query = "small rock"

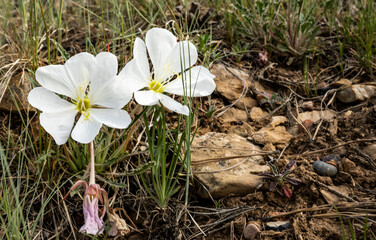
[234,97,258,111]
[268,116,287,128]
[262,143,276,152]
[249,107,268,121]
[243,223,261,239]
[337,84,376,103]
[341,158,356,172]
[265,221,291,231]
[211,64,252,102]
[313,161,337,177]
[219,107,248,123]
[320,186,350,204]
[228,122,255,137]
[330,79,352,88]
[191,132,269,199]
[0,72,33,111]
[344,110,353,118]
[298,110,336,124]
[363,144,376,160]
[301,101,314,111]
[250,126,293,148]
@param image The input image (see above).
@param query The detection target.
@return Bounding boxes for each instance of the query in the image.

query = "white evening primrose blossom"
[28,52,132,145]
[119,28,216,115]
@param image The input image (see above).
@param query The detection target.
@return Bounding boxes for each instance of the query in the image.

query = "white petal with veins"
[89,52,118,97]
[146,28,177,81]
[40,109,76,145]
[71,115,102,144]
[164,66,216,97]
[28,87,76,113]
[134,90,160,106]
[159,94,189,116]
[91,109,131,129]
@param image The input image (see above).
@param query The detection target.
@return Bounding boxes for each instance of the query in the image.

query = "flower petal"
[35,53,96,100]
[89,52,118,97]
[63,52,96,100]
[40,109,76,145]
[91,74,132,109]
[159,94,189,115]
[80,195,104,235]
[118,59,149,93]
[133,38,151,83]
[71,115,102,144]
[118,38,151,93]
[28,87,76,113]
[164,41,198,79]
[91,109,131,129]
[164,66,216,97]
[35,65,77,99]
[134,90,160,106]
[145,28,177,81]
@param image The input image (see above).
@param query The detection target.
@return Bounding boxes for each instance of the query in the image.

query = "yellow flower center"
[77,98,91,112]
[149,80,164,93]
[75,97,92,121]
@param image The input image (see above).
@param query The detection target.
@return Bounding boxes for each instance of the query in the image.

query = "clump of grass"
[232,0,332,63]
[338,0,376,77]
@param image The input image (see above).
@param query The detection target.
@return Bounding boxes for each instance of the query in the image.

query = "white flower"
[119,28,216,115]
[28,52,132,145]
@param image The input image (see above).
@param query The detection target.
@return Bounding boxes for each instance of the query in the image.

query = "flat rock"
[298,110,336,123]
[267,116,287,128]
[250,117,293,148]
[211,63,251,102]
[320,186,350,204]
[0,72,33,111]
[219,107,248,123]
[191,132,269,199]
[228,122,255,137]
[249,107,268,121]
[336,84,376,103]
[265,221,291,231]
[234,97,258,111]
[330,78,352,88]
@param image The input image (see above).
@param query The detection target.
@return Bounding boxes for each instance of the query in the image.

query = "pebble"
[265,221,291,231]
[243,223,261,239]
[313,161,337,176]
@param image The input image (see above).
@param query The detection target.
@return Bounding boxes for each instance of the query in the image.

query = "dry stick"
[311,212,376,220]
[191,151,279,165]
[312,179,357,202]
[268,202,376,219]
[58,190,77,240]
[289,138,376,158]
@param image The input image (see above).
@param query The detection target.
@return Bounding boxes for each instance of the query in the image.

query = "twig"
[289,138,376,158]
[267,202,376,219]
[191,151,279,165]
[312,179,357,202]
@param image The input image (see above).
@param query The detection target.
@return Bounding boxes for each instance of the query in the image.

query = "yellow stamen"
[149,80,165,93]
[75,97,92,122]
